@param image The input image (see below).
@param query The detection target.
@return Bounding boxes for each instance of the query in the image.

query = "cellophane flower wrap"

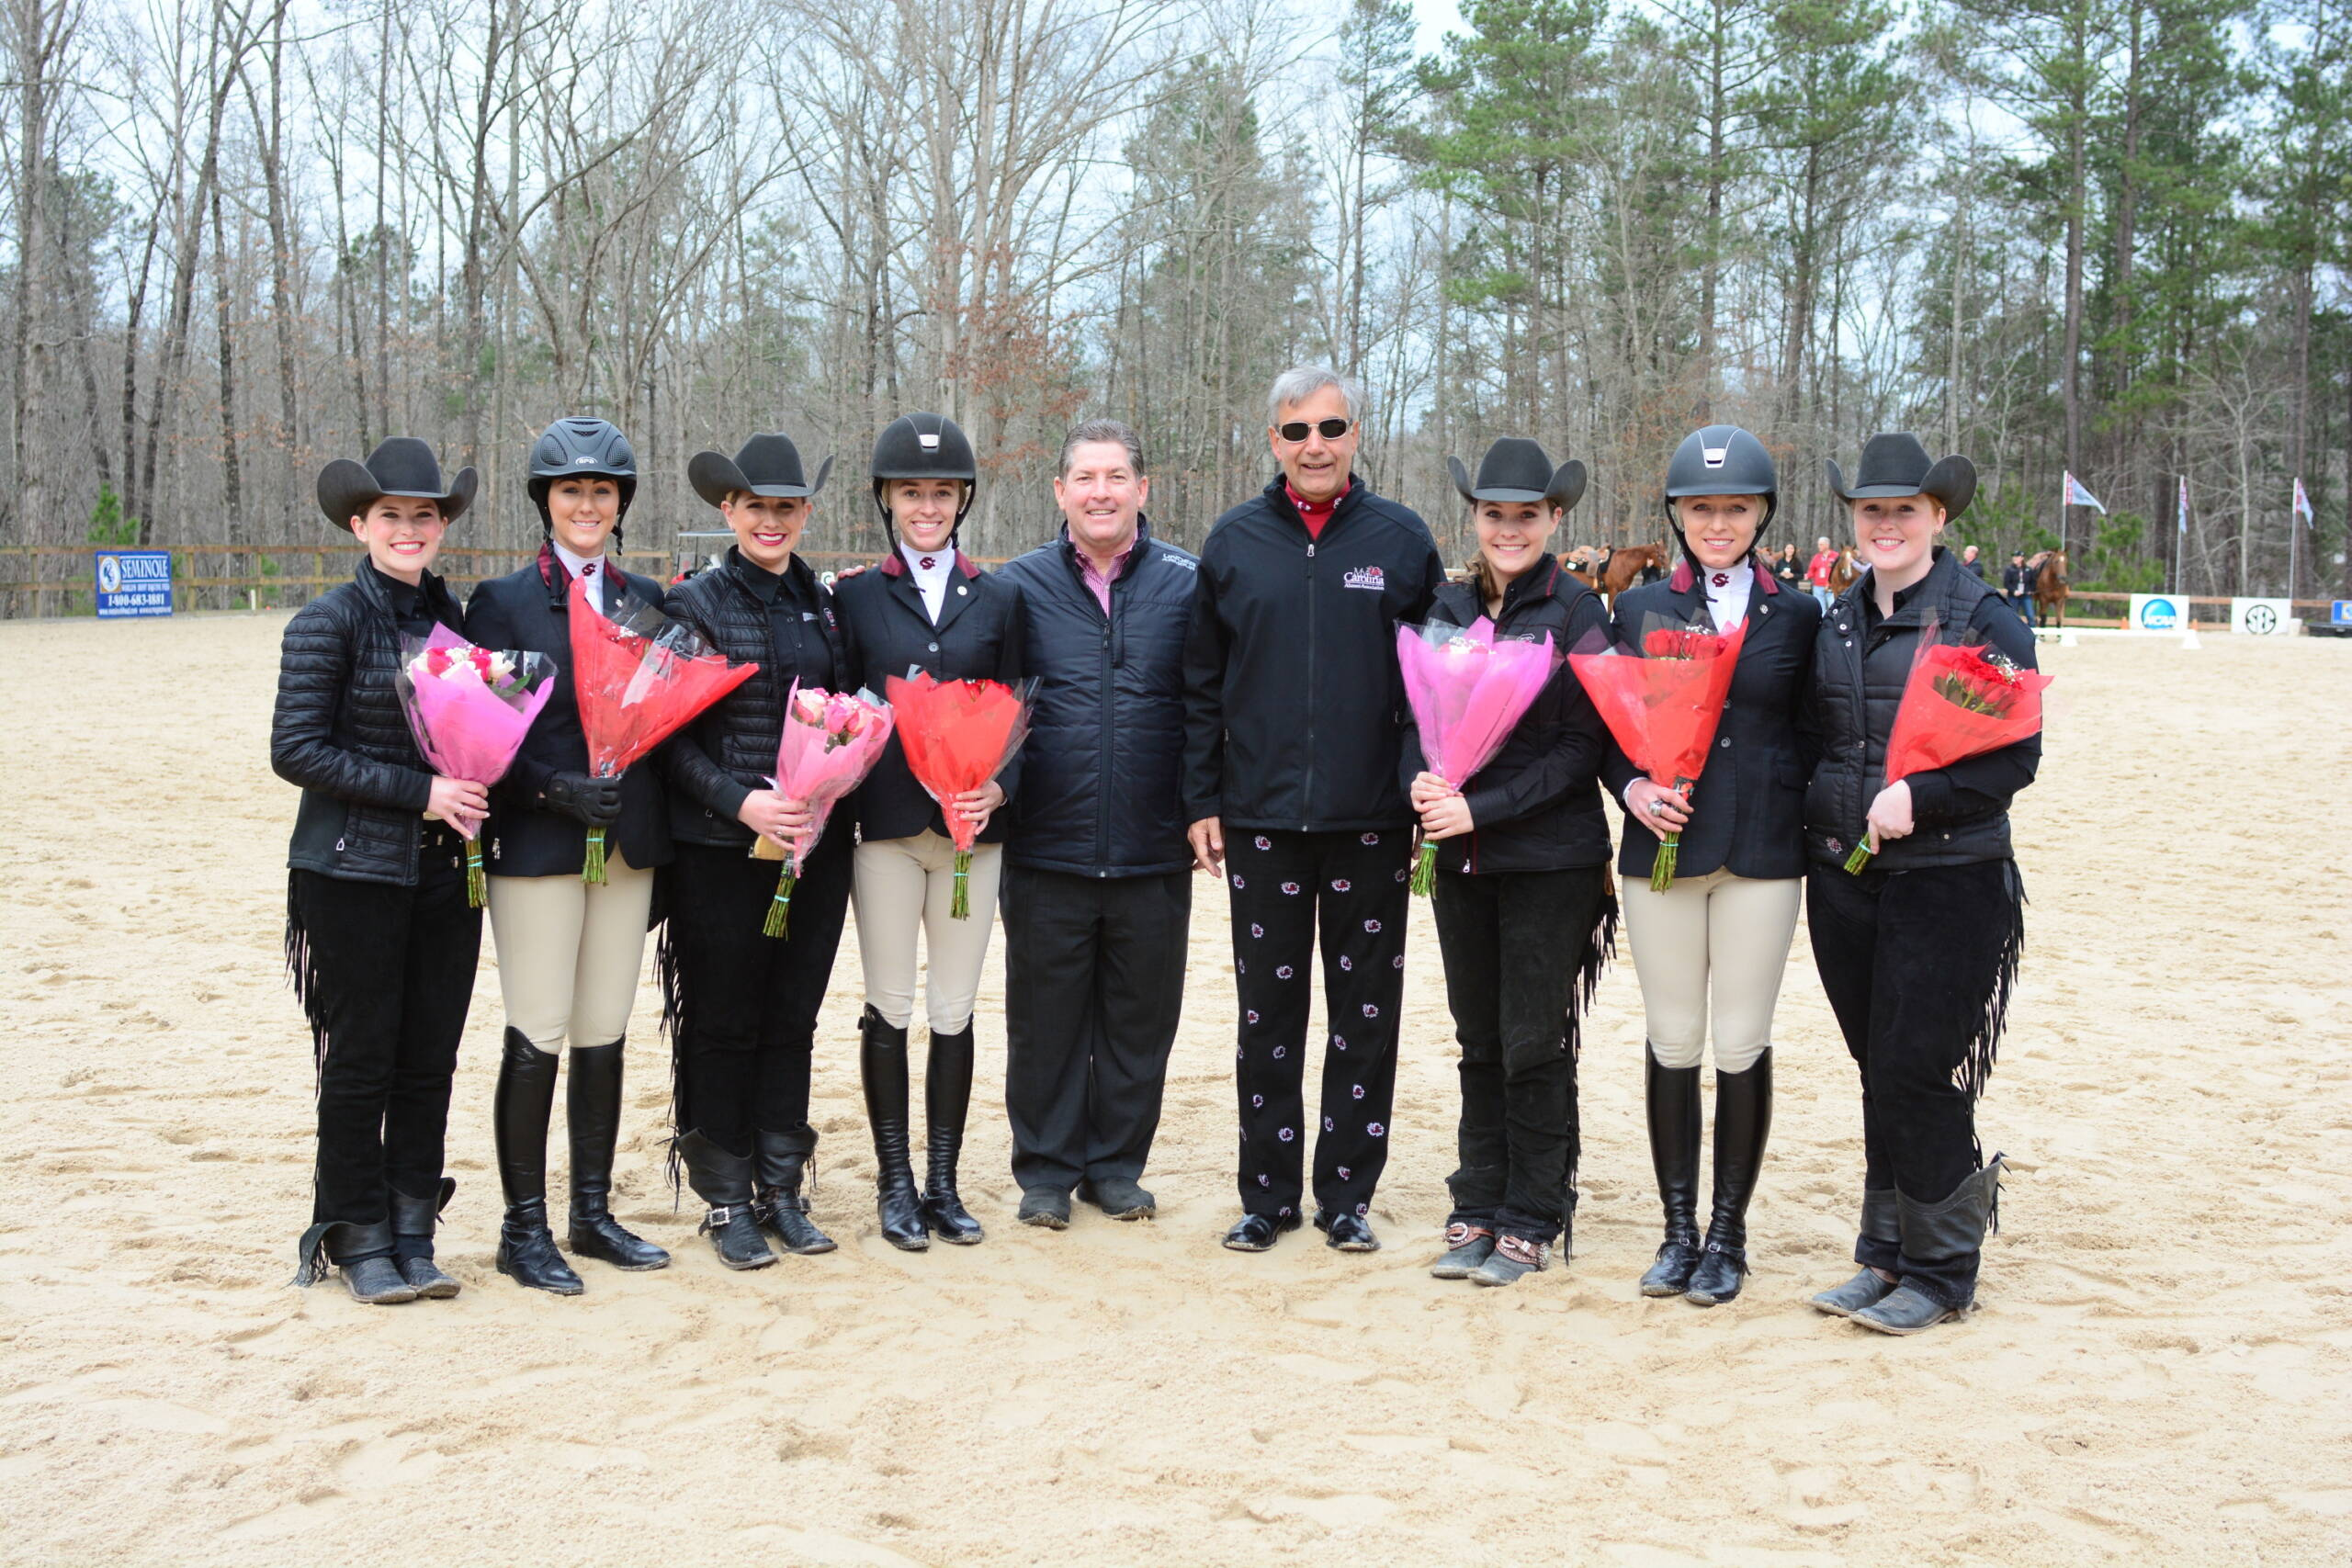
[1570,616,1747,891]
[1396,617,1562,895]
[1842,614,2051,873]
[884,671,1035,919]
[754,682,894,937]
[566,574,758,883]
[393,627,557,907]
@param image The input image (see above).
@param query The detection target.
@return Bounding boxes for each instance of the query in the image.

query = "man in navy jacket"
[996,421,1200,1230]
[1182,367,1446,1254]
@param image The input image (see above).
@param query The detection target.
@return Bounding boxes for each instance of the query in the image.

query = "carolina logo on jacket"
[1342,565,1385,592]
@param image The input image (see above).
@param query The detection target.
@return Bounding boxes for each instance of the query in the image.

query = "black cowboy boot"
[1686,1050,1772,1306]
[390,1178,461,1298]
[326,1218,416,1304]
[922,1024,984,1245]
[565,1039,671,1271]
[492,1027,583,1296]
[1637,1046,1703,1297]
[754,1127,836,1255]
[675,1130,775,1269]
[1853,1157,2003,1336]
[1812,1189,1901,1316]
[859,1008,929,1251]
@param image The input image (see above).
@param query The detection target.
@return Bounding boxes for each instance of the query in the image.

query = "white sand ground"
[1,614,2347,1567]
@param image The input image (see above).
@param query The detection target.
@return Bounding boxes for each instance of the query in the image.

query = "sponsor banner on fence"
[2331,601,2352,627]
[2127,593,2190,633]
[94,550,173,619]
[2229,597,2297,637]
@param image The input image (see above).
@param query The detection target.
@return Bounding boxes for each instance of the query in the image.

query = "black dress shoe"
[675,1131,776,1270]
[1018,1189,1072,1229]
[1221,1212,1301,1252]
[1317,1211,1381,1252]
[1078,1177,1156,1220]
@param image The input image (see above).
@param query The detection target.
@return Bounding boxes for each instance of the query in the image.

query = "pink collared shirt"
[1079,541,1135,614]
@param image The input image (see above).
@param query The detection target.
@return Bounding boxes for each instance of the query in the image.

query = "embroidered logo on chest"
[1341,565,1385,592]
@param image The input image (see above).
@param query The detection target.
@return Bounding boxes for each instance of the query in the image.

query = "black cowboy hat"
[1826,433,1975,521]
[687,433,834,508]
[315,438,478,528]
[1448,437,1587,513]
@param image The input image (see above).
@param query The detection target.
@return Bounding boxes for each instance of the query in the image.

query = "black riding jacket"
[1401,558,1614,874]
[659,547,854,850]
[832,549,1027,845]
[271,560,465,886]
[1804,548,2040,870]
[1600,560,1822,882]
[996,519,1198,877]
[1182,475,1446,833]
[463,549,673,876]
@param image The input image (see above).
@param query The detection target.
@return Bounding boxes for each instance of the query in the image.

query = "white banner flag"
[2177,475,2189,536]
[2062,471,2106,511]
[2293,477,2313,523]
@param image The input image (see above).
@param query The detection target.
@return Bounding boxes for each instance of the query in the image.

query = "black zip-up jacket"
[272,560,465,886]
[833,549,1026,844]
[1805,547,2040,870]
[659,547,854,850]
[1600,559,1822,881]
[997,519,1198,877]
[1182,475,1446,832]
[463,549,673,877]
[1401,558,1613,874]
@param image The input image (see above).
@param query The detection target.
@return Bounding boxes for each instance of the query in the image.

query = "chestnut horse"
[1600,543,1671,604]
[1828,547,1860,594]
[2029,549,2069,626]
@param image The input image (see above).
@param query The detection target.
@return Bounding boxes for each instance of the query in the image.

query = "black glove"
[544,771,623,827]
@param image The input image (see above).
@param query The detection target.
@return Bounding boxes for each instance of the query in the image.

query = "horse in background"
[2030,549,2070,626]
[1829,547,1860,595]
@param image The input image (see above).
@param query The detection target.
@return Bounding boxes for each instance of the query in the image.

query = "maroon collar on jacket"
[877,548,981,580]
[1667,553,1779,595]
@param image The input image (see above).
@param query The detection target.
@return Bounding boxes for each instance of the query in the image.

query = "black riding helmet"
[870,412,978,528]
[1664,424,1777,530]
[527,416,638,533]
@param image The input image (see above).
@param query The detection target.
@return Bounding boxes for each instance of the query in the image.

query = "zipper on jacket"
[1301,538,1316,829]
[1097,581,1115,874]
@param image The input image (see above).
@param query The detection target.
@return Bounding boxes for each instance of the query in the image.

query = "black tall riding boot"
[565,1039,671,1271]
[754,1128,836,1255]
[1637,1046,1703,1297]
[922,1024,984,1245]
[1686,1050,1773,1306]
[675,1130,775,1269]
[493,1028,583,1296]
[860,1007,929,1251]
[390,1178,461,1298]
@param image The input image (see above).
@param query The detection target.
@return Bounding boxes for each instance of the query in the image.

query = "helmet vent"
[1702,447,1727,467]
[919,434,941,451]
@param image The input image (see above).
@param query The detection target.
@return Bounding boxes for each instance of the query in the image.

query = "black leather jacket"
[1402,558,1614,874]
[271,561,464,886]
[464,550,673,876]
[659,548,854,850]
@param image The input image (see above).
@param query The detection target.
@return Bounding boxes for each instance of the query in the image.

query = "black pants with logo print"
[1227,827,1413,1225]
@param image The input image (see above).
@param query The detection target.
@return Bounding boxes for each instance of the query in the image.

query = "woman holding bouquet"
[1603,425,1821,1308]
[462,417,673,1295]
[658,432,855,1269]
[1408,439,1614,1288]
[834,412,1025,1250]
[274,439,484,1303]
[1804,433,2037,1335]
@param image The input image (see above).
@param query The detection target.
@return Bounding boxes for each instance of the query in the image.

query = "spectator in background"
[1805,536,1840,611]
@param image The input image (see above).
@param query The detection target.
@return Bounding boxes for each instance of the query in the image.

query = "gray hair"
[1057,418,1146,477]
[1266,366,1365,427]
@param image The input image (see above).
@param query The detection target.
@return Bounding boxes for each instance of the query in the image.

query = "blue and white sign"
[2128,593,2188,632]
[94,550,173,619]
[2332,601,2352,627]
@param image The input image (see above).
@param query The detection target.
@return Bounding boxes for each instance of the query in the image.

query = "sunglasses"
[1274,417,1352,443]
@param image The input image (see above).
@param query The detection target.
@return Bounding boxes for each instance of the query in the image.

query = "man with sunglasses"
[1182,366,1447,1256]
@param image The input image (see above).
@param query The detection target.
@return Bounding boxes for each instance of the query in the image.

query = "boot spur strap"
[1442,1223,1493,1248]
[1496,1235,1547,1268]
[700,1205,741,1231]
